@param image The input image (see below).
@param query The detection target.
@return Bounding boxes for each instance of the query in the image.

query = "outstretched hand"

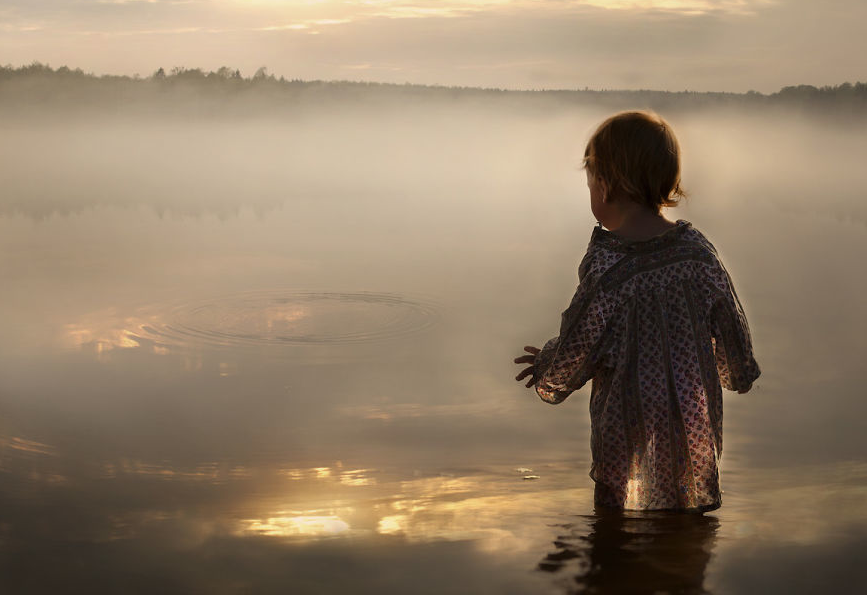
[513,345,541,388]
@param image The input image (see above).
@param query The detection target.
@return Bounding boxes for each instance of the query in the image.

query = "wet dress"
[533,220,760,511]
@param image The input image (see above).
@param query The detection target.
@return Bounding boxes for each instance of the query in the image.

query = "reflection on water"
[62,291,440,354]
[3,430,866,593]
[244,515,352,537]
[2,105,867,592]
[147,291,441,347]
[539,512,718,594]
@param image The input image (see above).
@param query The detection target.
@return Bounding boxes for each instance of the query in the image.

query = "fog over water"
[1,92,866,593]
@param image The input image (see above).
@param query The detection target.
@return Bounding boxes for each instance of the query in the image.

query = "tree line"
[1,62,865,116]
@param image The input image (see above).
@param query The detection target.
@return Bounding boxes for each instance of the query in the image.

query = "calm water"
[1,104,866,593]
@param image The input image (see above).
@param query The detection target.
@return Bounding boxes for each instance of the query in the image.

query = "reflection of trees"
[538,511,719,595]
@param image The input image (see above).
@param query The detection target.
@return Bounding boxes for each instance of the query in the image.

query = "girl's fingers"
[515,365,534,381]
[515,346,540,385]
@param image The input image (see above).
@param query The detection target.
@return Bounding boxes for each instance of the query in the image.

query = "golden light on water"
[231,465,591,550]
[340,469,376,486]
[263,305,308,330]
[62,310,165,357]
[376,515,405,534]
[100,460,253,482]
[18,454,857,551]
[624,477,641,509]
[59,301,313,357]
[244,515,352,537]
[64,321,144,352]
[0,436,56,457]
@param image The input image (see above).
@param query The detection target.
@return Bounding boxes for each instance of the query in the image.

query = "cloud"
[0,0,864,91]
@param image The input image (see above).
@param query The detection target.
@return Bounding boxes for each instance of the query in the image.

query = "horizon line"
[4,61,865,98]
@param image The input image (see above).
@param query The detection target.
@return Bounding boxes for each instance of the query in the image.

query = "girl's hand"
[514,345,541,388]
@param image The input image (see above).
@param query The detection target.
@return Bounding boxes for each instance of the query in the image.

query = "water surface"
[1,105,866,593]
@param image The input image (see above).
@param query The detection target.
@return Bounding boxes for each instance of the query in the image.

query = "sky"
[0,0,864,92]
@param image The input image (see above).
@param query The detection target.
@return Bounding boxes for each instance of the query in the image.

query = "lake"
[1,101,866,593]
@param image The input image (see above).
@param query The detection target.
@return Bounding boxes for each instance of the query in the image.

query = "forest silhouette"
[2,62,865,118]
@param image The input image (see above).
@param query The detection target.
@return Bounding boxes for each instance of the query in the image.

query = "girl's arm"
[532,278,614,404]
[708,263,761,393]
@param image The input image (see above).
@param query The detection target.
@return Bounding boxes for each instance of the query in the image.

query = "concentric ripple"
[137,290,439,348]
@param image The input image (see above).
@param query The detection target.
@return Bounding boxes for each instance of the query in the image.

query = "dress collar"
[592,219,692,252]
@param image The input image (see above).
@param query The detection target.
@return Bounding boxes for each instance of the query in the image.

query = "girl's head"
[583,111,685,214]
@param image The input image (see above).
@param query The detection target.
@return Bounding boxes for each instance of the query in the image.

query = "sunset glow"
[0,0,862,91]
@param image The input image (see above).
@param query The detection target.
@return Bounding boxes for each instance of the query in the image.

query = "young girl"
[514,111,760,512]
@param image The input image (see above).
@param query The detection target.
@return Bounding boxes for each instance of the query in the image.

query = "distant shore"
[2,62,865,118]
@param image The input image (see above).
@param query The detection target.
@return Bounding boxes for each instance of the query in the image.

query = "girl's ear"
[599,179,610,203]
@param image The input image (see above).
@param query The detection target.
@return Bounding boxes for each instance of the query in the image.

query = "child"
[514,111,760,512]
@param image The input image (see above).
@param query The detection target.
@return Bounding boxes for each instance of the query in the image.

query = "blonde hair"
[583,111,686,212]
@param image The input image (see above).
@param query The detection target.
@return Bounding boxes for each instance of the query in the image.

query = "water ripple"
[137,290,439,348]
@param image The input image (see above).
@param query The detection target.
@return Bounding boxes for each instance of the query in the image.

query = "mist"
[2,72,866,592]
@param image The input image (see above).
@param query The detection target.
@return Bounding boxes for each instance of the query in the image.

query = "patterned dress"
[533,219,760,511]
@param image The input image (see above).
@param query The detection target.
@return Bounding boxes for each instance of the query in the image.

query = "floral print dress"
[533,220,760,511]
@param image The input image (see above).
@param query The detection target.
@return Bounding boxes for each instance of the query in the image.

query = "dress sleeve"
[533,273,615,404]
[707,262,761,392]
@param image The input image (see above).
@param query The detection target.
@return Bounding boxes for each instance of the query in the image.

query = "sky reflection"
[3,429,866,593]
[2,102,867,592]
